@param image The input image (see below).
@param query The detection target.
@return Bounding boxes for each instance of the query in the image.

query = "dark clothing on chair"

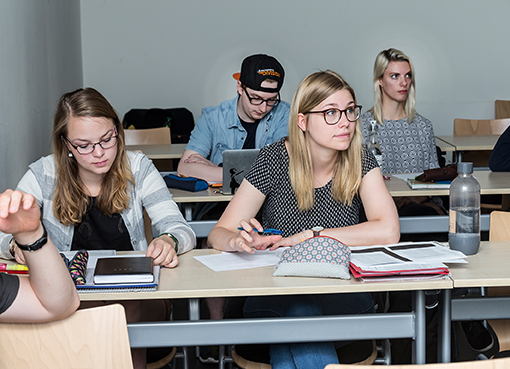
[489,126,510,172]
[0,273,19,314]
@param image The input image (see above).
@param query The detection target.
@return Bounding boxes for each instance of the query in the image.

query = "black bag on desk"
[123,108,194,143]
[415,164,458,183]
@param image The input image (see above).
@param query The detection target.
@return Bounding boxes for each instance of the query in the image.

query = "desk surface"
[170,170,510,202]
[435,136,456,152]
[79,249,452,301]
[448,241,510,288]
[435,135,499,151]
[386,170,510,197]
[126,143,186,159]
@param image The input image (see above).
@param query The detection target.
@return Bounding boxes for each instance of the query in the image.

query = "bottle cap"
[457,162,473,173]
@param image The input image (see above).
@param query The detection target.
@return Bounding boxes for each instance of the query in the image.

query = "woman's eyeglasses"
[305,105,362,125]
[64,128,119,155]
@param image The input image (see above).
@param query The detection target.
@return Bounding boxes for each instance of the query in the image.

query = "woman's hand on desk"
[147,235,178,268]
[235,218,283,253]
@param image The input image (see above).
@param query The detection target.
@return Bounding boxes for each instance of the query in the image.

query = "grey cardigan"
[0,151,195,258]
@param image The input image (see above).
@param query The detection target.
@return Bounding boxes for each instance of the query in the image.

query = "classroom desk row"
[126,136,499,164]
[80,248,452,366]
[169,170,510,239]
[435,135,500,163]
[76,240,510,366]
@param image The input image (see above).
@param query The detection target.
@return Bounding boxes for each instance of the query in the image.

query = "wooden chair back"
[490,211,510,241]
[488,211,510,351]
[325,357,510,368]
[454,118,510,136]
[496,100,510,119]
[124,127,171,145]
[0,304,133,369]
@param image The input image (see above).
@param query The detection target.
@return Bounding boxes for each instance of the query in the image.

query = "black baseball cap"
[233,54,284,93]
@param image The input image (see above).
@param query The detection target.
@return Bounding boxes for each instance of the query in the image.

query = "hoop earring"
[68,152,73,158]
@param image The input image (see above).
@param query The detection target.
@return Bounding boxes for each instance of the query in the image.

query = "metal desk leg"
[438,289,451,363]
[412,290,426,364]
[189,298,200,369]
[184,204,193,221]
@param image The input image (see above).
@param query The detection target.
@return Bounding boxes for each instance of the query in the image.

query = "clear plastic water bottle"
[368,120,383,169]
[449,162,481,255]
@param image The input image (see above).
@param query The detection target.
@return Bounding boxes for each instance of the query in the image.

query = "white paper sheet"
[194,248,288,272]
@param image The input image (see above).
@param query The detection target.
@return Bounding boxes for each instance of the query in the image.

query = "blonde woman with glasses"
[208,71,399,369]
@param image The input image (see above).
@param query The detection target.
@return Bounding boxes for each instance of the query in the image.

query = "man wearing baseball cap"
[178,54,290,183]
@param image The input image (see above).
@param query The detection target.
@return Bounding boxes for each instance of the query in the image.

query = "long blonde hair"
[288,70,364,211]
[52,88,134,225]
[373,48,416,124]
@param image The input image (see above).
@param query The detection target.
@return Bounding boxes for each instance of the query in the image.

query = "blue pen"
[237,227,283,235]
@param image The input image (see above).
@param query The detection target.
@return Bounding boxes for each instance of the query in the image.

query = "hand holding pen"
[235,218,283,253]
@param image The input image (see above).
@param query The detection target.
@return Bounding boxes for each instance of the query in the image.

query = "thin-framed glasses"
[64,127,119,155]
[305,105,362,125]
[242,86,280,107]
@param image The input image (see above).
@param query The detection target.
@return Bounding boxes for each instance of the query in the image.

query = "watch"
[15,224,48,252]
[312,226,324,237]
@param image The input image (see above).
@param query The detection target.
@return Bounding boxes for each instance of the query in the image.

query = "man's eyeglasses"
[242,86,280,107]
[64,128,119,155]
[305,105,362,125]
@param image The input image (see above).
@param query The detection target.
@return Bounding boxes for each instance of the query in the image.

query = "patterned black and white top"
[360,111,439,174]
[244,138,377,238]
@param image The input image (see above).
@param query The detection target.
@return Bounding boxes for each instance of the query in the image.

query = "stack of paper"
[349,242,466,282]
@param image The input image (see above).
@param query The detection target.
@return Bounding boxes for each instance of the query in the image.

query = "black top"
[245,138,377,238]
[489,125,510,172]
[240,117,260,149]
[0,273,19,314]
[72,197,133,251]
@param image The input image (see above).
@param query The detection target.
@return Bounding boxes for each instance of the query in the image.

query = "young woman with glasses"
[0,87,195,368]
[208,70,399,368]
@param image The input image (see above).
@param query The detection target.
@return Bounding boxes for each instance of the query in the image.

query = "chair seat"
[147,347,177,369]
[231,340,377,368]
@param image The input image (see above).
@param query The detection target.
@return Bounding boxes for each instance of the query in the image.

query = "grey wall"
[0,0,82,191]
[80,0,510,138]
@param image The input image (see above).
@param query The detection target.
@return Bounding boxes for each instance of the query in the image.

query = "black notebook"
[93,256,154,284]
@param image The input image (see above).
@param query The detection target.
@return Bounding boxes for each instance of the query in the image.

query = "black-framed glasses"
[305,105,362,125]
[242,86,280,107]
[64,127,119,155]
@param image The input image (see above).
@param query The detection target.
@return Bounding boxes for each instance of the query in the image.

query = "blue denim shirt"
[185,96,290,165]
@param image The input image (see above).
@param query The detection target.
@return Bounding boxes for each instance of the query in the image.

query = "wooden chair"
[488,211,510,351]
[0,304,133,369]
[495,100,510,119]
[325,357,510,368]
[124,126,171,145]
[125,126,173,171]
[231,340,379,368]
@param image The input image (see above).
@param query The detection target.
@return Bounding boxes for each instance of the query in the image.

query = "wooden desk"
[170,171,510,235]
[385,170,510,197]
[80,249,452,364]
[126,143,186,159]
[438,241,510,362]
[435,136,456,153]
[435,135,499,163]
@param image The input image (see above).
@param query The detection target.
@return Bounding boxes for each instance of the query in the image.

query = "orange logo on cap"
[257,69,280,78]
